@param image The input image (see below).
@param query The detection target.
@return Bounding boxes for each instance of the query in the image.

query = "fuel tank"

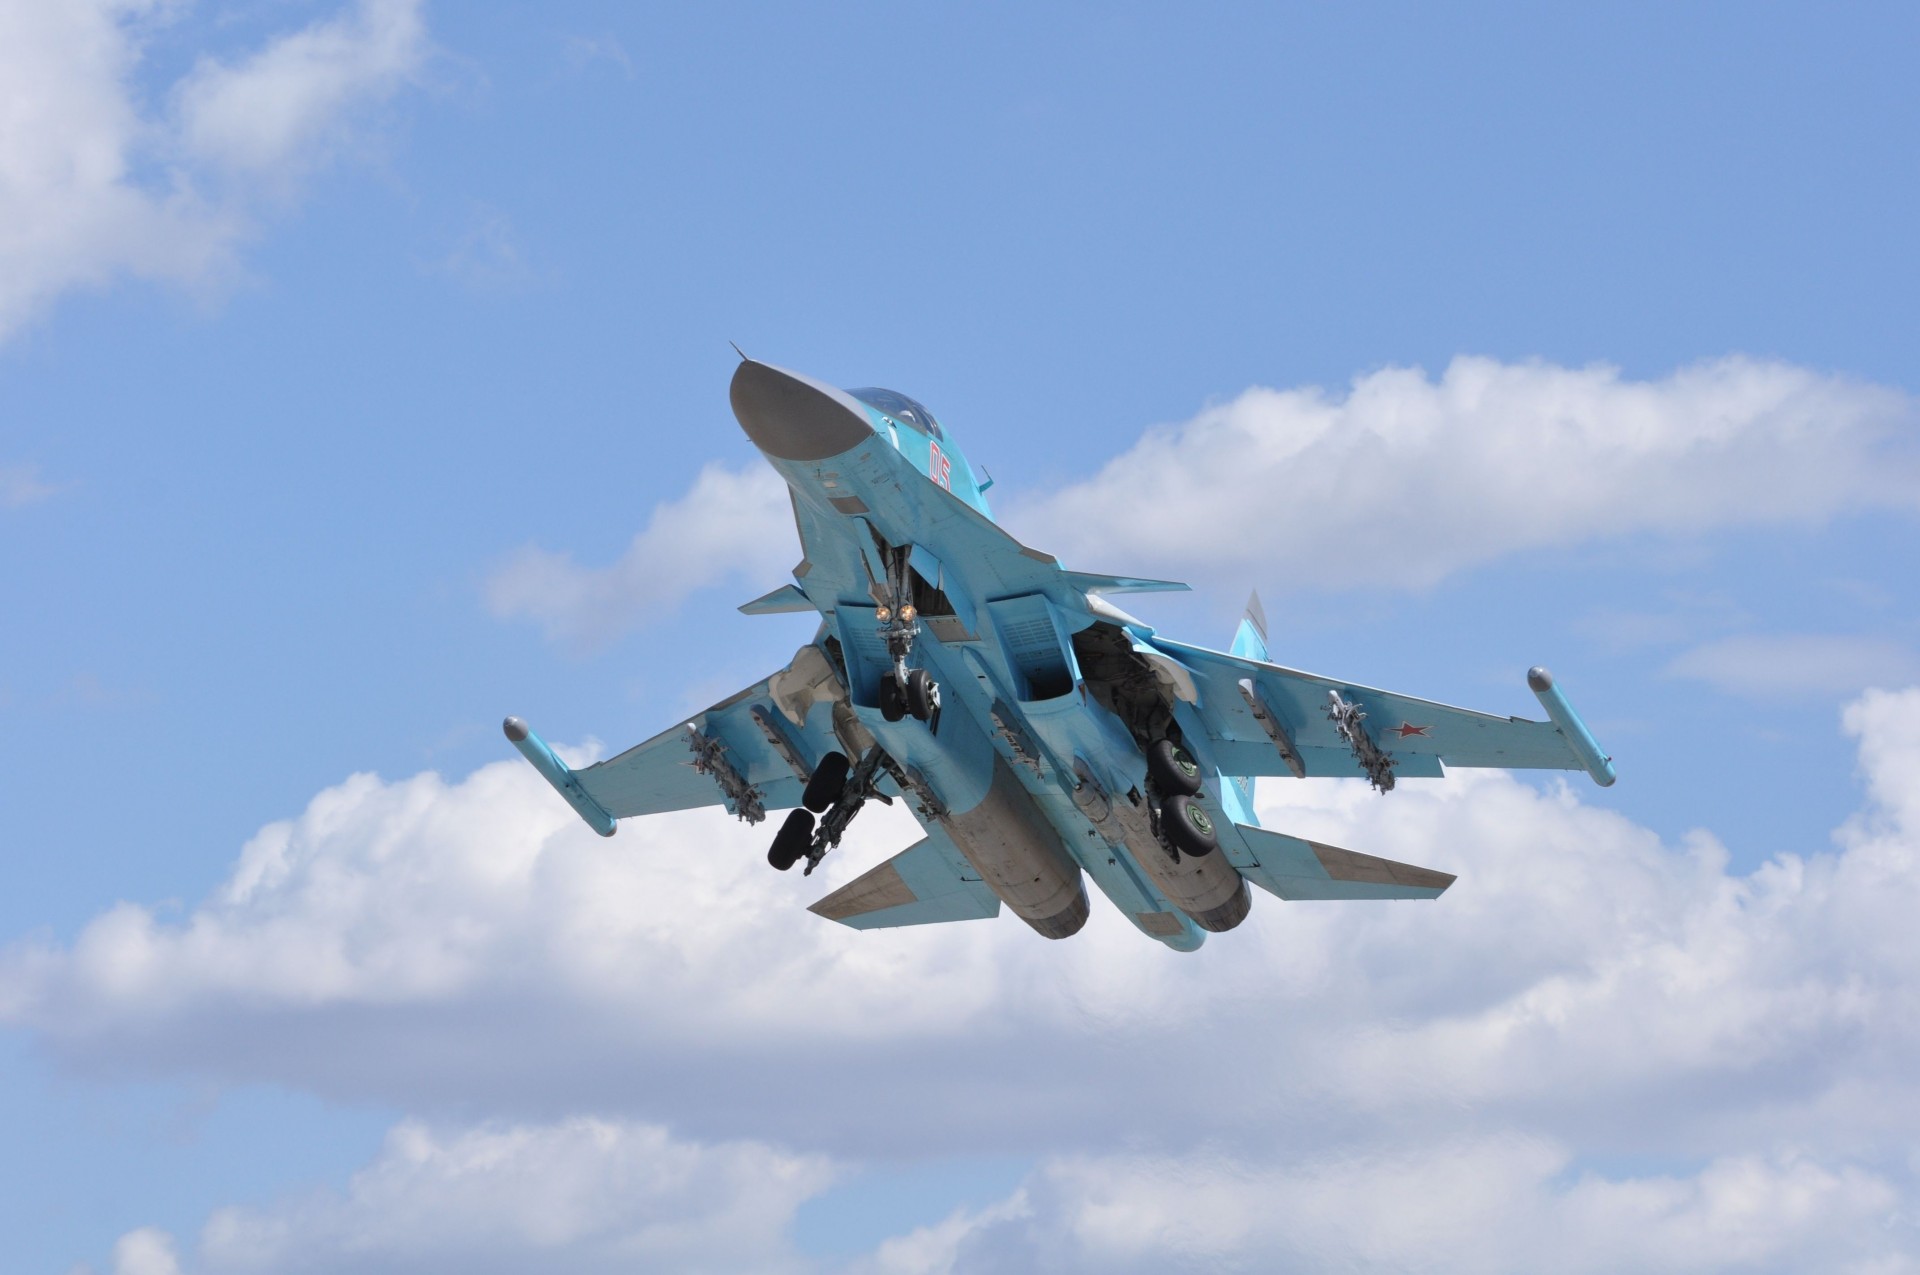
[943,755,1090,939]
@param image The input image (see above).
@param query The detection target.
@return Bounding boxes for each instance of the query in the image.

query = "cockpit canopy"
[847,387,944,440]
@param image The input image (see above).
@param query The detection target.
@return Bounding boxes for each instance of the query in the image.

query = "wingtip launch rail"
[1525,666,1616,787]
[503,716,618,837]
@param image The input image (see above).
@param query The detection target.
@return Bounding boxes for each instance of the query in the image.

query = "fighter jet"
[504,360,1616,951]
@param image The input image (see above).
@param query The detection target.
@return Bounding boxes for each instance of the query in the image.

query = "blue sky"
[3,2,1919,1271]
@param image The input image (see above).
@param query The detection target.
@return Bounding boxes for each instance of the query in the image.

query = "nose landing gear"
[873,545,940,727]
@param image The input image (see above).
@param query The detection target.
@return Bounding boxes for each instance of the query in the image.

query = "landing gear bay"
[505,361,1616,951]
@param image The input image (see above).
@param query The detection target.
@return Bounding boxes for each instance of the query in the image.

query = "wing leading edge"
[1153,636,1613,785]
[510,645,863,831]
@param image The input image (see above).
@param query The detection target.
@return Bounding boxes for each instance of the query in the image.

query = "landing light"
[900,605,917,622]
[875,606,892,622]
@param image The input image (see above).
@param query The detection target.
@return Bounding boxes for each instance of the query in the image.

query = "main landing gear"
[1145,738,1217,860]
[767,746,892,874]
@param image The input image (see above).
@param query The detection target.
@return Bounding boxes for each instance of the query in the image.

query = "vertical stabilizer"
[1231,590,1269,662]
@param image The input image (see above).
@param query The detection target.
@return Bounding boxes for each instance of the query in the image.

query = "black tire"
[768,808,815,870]
[802,751,851,813]
[1148,739,1203,797]
[1161,794,1218,857]
[878,674,906,722]
[906,669,938,721]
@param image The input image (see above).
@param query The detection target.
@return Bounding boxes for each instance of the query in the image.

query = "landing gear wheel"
[1148,739,1203,797]
[802,751,851,813]
[768,808,815,870]
[1161,794,1218,857]
[906,668,939,722]
[878,675,906,722]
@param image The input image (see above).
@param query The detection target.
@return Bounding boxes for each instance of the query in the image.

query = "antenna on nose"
[728,341,749,363]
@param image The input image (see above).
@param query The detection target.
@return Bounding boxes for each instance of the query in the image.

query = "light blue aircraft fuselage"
[506,361,1615,950]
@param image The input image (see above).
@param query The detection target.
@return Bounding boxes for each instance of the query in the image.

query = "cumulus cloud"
[10,693,1920,1149]
[1667,632,1920,701]
[92,1122,1920,1274]
[1008,356,1920,592]
[0,0,427,342]
[19,691,1920,1270]
[889,1139,1914,1274]
[504,357,1920,647]
[170,0,424,181]
[96,1118,825,1275]
[484,462,796,648]
[110,1227,183,1275]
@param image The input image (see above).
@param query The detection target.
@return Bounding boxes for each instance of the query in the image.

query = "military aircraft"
[504,360,1616,951]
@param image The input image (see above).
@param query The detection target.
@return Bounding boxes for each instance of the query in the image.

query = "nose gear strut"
[874,543,940,725]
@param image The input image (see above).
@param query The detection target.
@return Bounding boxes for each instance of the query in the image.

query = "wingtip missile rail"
[502,716,619,836]
[1526,668,1617,788]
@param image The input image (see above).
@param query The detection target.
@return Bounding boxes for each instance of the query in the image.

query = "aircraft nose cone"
[729,360,874,462]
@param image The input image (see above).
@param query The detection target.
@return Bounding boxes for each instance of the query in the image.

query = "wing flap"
[1233,823,1454,901]
[809,826,1001,930]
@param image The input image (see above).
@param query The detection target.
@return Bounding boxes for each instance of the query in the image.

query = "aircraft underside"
[504,358,1616,951]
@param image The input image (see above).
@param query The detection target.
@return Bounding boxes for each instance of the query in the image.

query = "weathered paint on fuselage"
[731,360,1235,951]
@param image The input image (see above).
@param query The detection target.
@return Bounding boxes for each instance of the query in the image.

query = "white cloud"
[1667,632,1920,701]
[560,33,636,80]
[111,1227,183,1275]
[102,1118,825,1275]
[424,205,534,292]
[502,355,1920,648]
[1,461,59,507]
[170,0,424,181]
[899,1140,1915,1274]
[96,1121,1920,1274]
[1007,356,1920,592]
[0,0,428,342]
[18,690,1920,1271]
[484,461,796,648]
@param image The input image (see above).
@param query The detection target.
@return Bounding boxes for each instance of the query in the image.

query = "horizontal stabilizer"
[739,583,814,615]
[1063,571,1191,596]
[1233,823,1454,901]
[810,826,1001,930]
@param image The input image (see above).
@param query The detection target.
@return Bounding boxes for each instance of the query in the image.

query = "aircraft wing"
[1150,636,1605,782]
[573,671,833,820]
[510,648,860,831]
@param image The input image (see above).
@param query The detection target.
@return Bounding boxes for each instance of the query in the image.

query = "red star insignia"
[1390,722,1431,738]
